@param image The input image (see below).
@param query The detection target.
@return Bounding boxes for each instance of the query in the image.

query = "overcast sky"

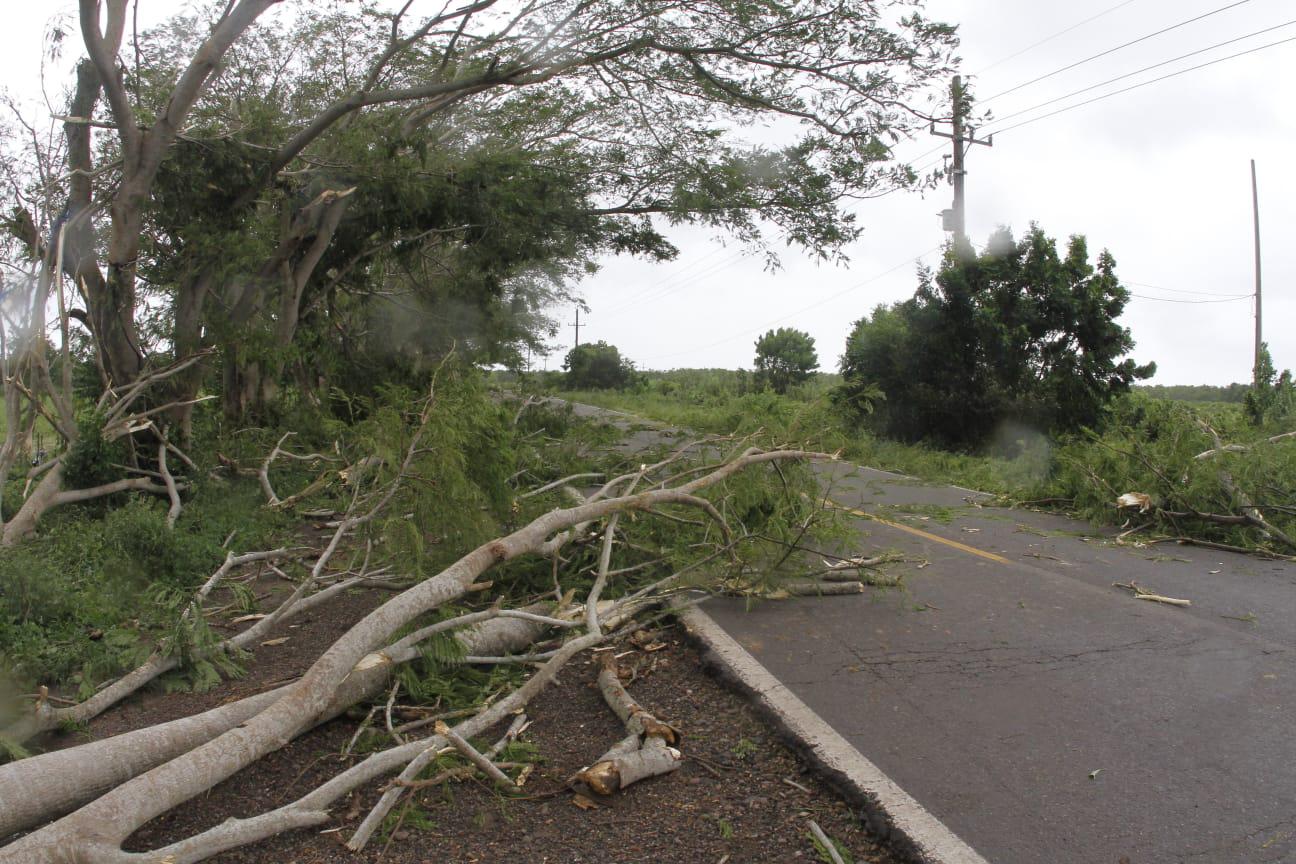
[2,1,1291,385]
[579,0,1295,384]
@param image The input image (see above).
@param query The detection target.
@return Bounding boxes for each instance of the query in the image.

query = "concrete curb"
[677,602,990,864]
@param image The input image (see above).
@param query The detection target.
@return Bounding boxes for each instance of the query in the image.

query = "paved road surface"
[707,461,1296,864]
[560,400,1296,862]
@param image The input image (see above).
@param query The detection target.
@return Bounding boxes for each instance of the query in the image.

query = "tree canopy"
[564,340,636,390]
[754,327,819,394]
[0,0,958,540]
[836,226,1155,448]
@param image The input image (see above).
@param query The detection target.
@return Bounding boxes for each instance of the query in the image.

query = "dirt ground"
[110,621,899,864]
[27,547,904,864]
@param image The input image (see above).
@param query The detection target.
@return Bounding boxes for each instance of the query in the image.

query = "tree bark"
[0,449,824,862]
[0,613,549,840]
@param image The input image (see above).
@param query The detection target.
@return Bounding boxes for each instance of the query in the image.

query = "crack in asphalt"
[1178,814,1296,862]
[832,637,1199,683]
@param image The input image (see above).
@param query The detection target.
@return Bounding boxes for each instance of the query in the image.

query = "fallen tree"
[0,441,835,861]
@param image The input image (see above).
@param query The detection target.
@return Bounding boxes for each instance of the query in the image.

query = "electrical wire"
[987,33,1296,136]
[984,17,1296,130]
[600,242,768,319]
[981,0,1256,104]
[598,241,746,317]
[1128,293,1252,303]
[974,0,1146,76]
[1124,280,1253,298]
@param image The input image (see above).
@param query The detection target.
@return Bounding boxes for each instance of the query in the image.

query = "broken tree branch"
[574,651,682,796]
[1193,430,1296,460]
[348,713,527,852]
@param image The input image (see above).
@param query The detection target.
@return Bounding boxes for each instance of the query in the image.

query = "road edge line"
[676,602,990,864]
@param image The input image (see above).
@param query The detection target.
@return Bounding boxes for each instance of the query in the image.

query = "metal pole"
[1251,159,1262,374]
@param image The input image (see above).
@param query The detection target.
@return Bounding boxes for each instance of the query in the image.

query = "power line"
[974,0,1145,76]
[988,34,1296,136]
[1129,292,1252,304]
[985,17,1296,129]
[602,242,768,319]
[1124,279,1252,298]
[599,241,743,317]
[981,0,1256,104]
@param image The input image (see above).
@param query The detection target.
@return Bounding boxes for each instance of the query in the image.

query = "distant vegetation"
[563,341,637,390]
[555,367,1294,554]
[836,226,1154,448]
[1135,383,1249,403]
[753,327,819,395]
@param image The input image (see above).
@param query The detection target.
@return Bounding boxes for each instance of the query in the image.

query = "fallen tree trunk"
[0,612,550,840]
[0,447,826,863]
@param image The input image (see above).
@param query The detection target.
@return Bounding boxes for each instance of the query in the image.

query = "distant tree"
[1244,343,1295,426]
[753,328,819,394]
[837,225,1155,447]
[564,341,635,390]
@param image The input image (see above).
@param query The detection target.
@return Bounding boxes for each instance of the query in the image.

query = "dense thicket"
[836,226,1154,448]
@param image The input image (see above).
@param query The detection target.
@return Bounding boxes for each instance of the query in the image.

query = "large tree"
[55,0,958,413]
[565,340,636,390]
[837,226,1155,447]
[754,326,819,394]
[0,0,958,541]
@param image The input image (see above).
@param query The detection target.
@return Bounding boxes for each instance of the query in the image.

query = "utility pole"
[1251,159,1262,375]
[569,307,583,350]
[931,75,993,250]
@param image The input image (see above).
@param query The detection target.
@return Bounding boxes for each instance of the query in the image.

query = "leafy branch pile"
[0,356,867,861]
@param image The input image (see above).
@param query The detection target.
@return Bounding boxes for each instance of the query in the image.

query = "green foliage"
[61,412,127,491]
[753,327,819,395]
[837,226,1155,448]
[1042,395,1295,550]
[0,471,289,699]
[810,828,855,864]
[1243,344,1294,427]
[564,341,636,390]
[1137,383,1249,404]
[554,366,1293,554]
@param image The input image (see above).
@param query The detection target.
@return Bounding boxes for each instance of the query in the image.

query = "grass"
[552,370,1296,554]
[0,476,294,701]
[557,385,1051,497]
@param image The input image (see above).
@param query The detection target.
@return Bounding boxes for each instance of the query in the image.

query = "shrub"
[564,341,635,390]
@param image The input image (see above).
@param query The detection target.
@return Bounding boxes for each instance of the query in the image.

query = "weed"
[809,827,854,864]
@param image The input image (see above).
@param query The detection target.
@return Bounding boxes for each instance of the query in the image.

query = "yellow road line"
[824,498,1012,565]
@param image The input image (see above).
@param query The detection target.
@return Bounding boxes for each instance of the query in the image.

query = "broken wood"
[574,652,682,797]
[347,712,527,852]
[1112,581,1191,607]
[0,446,826,862]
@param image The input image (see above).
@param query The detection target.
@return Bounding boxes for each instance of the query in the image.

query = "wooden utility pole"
[570,307,583,350]
[1251,159,1262,374]
[931,75,993,248]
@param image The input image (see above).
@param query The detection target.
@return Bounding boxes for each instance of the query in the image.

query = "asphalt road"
[557,399,1296,862]
[707,460,1296,864]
